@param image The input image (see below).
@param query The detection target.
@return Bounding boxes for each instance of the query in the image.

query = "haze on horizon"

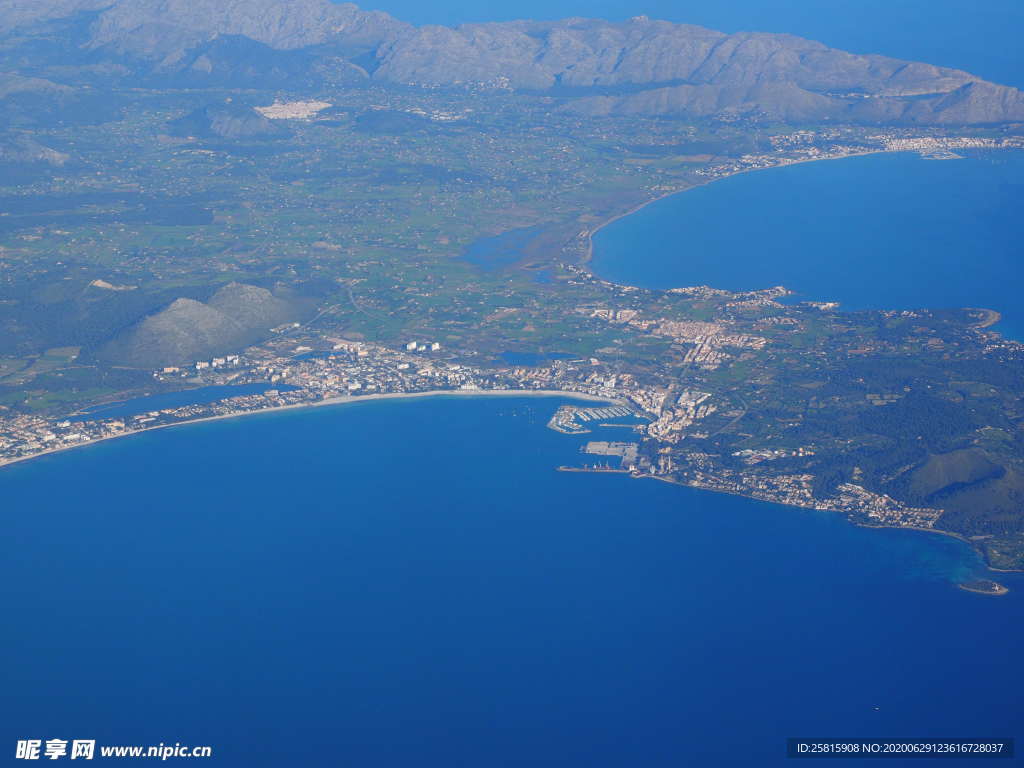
[1,0,1023,765]
[355,0,1024,89]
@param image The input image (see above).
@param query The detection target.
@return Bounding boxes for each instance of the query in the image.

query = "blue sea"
[592,151,1024,340]
[4,5,1024,762]
[1,395,1021,766]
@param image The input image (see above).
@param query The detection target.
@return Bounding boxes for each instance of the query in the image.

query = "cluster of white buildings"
[832,483,943,528]
[647,390,717,444]
[733,445,816,465]
[158,355,241,376]
[404,341,441,352]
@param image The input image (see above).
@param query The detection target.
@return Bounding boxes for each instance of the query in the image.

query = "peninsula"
[1,0,1023,587]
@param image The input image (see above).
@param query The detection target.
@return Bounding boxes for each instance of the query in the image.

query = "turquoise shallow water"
[592,151,1024,340]
[1,396,1021,766]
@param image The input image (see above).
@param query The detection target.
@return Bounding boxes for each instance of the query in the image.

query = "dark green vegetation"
[1,0,1023,567]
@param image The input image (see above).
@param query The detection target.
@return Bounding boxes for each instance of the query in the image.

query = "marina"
[547,404,637,434]
[574,405,633,422]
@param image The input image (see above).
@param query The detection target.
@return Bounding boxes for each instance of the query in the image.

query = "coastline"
[0,389,618,473]
[567,466,1017,588]
[958,581,1010,596]
[7,382,1019,588]
[567,145,1024,583]
[854,521,1020,577]
[579,146,1018,342]
[6,147,1023,591]
[968,307,1003,329]
[580,147,889,266]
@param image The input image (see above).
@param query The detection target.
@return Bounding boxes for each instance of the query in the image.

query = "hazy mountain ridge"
[373,20,971,93]
[0,0,110,34]
[0,72,72,98]
[9,0,409,59]
[370,18,1024,123]
[561,78,1024,124]
[2,0,1023,124]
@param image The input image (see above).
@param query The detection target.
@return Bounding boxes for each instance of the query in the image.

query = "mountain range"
[1,0,1023,124]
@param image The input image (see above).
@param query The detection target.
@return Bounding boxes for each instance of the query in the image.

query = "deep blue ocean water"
[1,396,1022,766]
[3,5,1022,763]
[592,151,1024,340]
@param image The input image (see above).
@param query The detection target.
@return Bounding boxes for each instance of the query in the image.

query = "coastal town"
[4,5,1024,763]
[0,324,950,537]
[1,85,1023,575]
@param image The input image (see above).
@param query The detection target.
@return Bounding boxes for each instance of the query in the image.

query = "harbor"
[546,403,637,434]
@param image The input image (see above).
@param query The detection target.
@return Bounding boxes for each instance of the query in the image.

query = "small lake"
[591,151,1024,340]
[463,224,545,270]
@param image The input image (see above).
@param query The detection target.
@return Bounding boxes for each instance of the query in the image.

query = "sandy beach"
[580,147,889,267]
[0,389,619,472]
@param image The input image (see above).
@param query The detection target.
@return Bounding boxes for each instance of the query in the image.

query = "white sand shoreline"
[0,389,619,471]
[581,147,890,266]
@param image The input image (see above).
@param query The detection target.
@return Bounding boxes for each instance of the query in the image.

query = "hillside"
[100,283,300,368]
[3,0,1024,124]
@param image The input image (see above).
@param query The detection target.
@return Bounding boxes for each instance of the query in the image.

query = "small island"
[958,579,1009,596]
